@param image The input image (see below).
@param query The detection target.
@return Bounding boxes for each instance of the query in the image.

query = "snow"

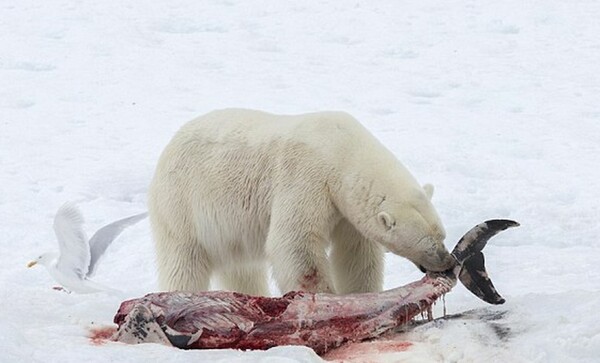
[1,0,599,362]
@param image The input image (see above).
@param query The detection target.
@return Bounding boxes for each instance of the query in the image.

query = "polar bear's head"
[371,184,455,272]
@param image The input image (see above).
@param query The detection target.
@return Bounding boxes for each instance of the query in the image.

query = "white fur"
[148,109,454,295]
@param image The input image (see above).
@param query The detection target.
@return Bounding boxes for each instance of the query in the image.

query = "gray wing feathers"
[53,202,90,278]
[87,212,148,277]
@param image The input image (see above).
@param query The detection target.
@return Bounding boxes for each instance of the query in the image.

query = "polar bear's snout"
[414,235,455,272]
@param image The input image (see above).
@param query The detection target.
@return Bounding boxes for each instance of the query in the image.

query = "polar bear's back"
[154,108,367,202]
[152,108,409,205]
[179,108,369,150]
[172,108,397,171]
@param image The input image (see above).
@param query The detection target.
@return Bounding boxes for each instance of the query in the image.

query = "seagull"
[27,202,148,294]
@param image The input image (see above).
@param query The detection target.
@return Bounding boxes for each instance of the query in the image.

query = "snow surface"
[1,0,599,362]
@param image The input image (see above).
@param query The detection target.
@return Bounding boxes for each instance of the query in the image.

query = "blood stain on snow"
[323,340,413,362]
[89,326,117,346]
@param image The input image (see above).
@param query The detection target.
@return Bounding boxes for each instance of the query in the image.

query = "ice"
[1,0,599,362]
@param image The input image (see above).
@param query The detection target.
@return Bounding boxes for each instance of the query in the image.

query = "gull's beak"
[27,260,37,268]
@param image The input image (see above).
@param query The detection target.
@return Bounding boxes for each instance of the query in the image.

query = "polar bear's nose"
[435,250,456,271]
[423,243,455,272]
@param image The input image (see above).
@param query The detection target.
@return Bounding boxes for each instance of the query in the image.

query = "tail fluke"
[451,219,520,264]
[451,219,519,305]
[459,252,505,304]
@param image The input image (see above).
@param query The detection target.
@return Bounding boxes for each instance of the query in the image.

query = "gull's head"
[27,252,57,268]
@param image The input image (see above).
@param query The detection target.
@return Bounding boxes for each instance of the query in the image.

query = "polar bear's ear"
[423,184,434,200]
[377,212,395,231]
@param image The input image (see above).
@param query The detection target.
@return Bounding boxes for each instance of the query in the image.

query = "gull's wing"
[86,212,148,277]
[53,202,90,279]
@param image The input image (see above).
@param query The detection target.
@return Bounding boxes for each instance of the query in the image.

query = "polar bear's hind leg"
[153,221,212,292]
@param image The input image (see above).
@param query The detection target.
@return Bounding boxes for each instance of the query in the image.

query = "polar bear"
[148,109,454,296]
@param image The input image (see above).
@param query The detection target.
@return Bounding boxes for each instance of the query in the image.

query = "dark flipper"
[459,252,505,304]
[451,219,519,305]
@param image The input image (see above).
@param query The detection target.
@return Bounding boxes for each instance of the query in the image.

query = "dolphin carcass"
[112,220,518,354]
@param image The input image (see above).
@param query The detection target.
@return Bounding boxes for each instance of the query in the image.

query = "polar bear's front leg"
[267,231,334,294]
[216,264,270,296]
[331,218,385,294]
[266,197,336,294]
